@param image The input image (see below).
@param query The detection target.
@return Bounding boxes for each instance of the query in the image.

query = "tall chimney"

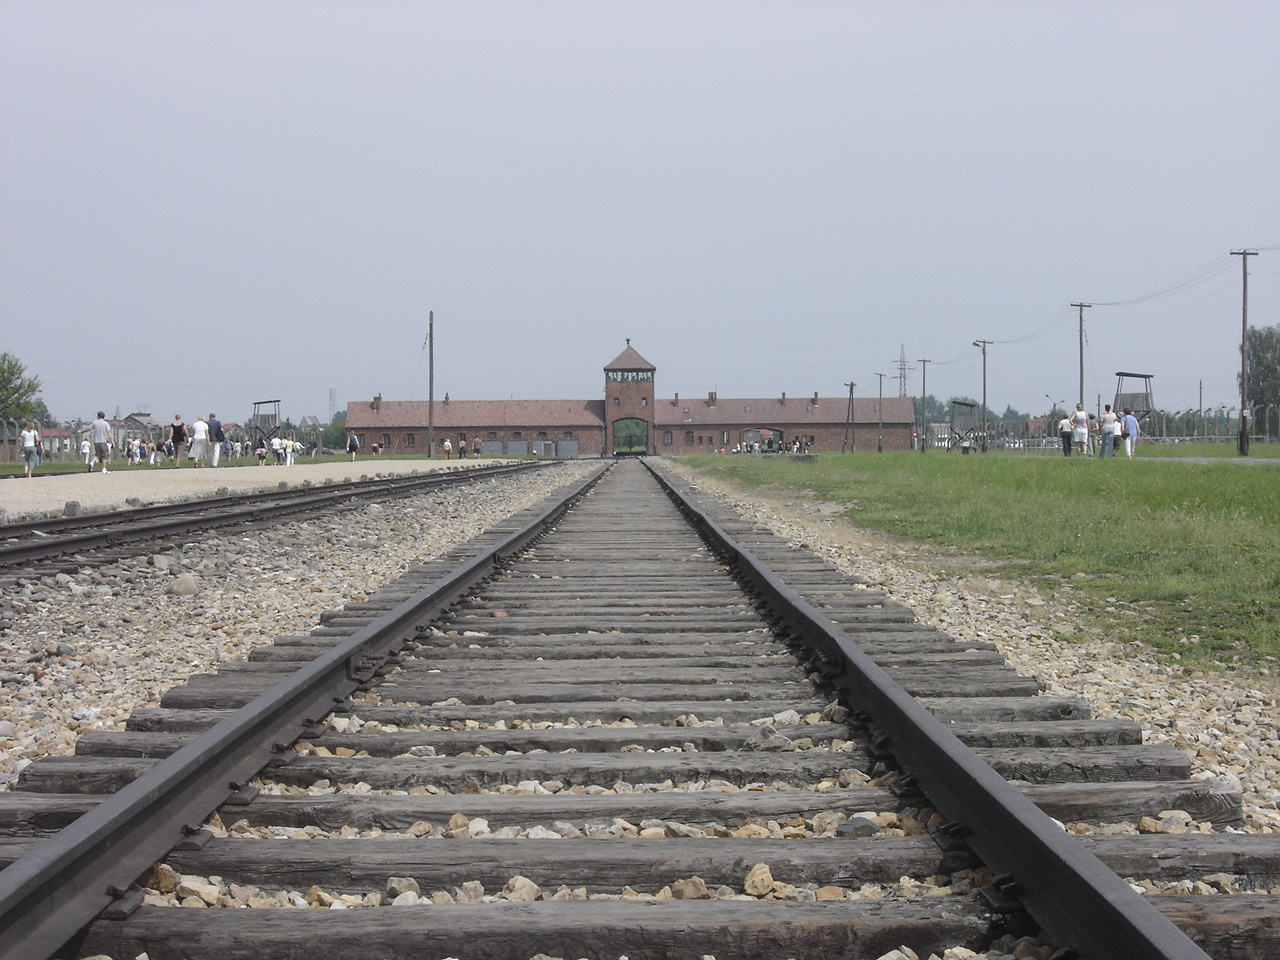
[372,394,382,412]
[708,392,717,407]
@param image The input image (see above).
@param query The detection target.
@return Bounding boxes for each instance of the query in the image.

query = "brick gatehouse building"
[345,343,916,457]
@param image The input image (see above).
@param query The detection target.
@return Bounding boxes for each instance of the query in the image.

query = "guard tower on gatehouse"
[604,340,656,455]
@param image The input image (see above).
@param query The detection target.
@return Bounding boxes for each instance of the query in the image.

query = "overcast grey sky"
[2,0,1277,427]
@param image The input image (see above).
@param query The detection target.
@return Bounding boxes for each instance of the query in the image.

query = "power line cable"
[1091,255,1235,306]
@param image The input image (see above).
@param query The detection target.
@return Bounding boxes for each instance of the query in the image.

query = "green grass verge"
[678,452,1280,670]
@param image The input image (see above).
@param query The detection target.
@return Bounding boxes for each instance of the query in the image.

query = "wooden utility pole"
[1232,250,1258,456]
[875,373,885,453]
[427,310,435,459]
[1071,303,1091,408]
[916,358,930,452]
[973,339,992,452]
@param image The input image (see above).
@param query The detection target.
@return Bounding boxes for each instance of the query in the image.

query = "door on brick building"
[613,418,648,455]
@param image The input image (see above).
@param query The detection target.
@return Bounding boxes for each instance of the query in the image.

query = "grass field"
[678,451,1280,670]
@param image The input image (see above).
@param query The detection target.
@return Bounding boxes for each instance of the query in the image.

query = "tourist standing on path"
[20,421,41,477]
[1098,404,1117,458]
[347,431,359,461]
[207,413,224,466]
[170,415,188,467]
[1071,403,1091,457]
[442,437,452,459]
[1121,409,1140,458]
[90,412,112,473]
[1057,413,1073,457]
[80,435,92,469]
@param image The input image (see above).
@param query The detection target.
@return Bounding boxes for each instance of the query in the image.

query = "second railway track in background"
[1,458,1278,959]
[0,461,548,575]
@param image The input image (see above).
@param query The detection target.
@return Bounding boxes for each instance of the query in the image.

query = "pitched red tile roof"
[348,399,607,430]
[604,344,655,371]
[654,396,915,426]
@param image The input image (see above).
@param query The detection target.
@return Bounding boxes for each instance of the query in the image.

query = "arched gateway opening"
[741,426,783,452]
[613,418,648,456]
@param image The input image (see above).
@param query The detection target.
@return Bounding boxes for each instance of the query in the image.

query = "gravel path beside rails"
[0,458,507,522]
[663,461,1280,838]
[0,459,597,790]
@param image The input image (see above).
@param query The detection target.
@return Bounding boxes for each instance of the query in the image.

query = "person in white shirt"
[1098,404,1118,458]
[1121,409,1141,458]
[90,412,112,473]
[20,421,40,477]
[1071,403,1091,457]
[190,416,210,467]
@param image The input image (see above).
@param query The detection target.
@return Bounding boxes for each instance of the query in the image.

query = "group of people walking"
[150,414,227,468]
[18,411,332,477]
[1058,403,1140,458]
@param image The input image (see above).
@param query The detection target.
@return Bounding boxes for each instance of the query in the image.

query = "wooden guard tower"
[1113,373,1154,422]
[249,399,282,444]
[948,400,980,451]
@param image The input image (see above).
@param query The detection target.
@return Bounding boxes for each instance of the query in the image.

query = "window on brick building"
[641,397,648,406]
[513,431,522,437]
[380,434,390,448]
[537,431,547,438]
[406,434,415,446]
[663,431,672,445]
[488,432,497,439]
[697,436,703,444]
[684,431,694,444]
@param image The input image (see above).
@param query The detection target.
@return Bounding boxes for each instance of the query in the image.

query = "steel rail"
[0,462,611,960]
[647,461,1212,960]
[0,461,548,566]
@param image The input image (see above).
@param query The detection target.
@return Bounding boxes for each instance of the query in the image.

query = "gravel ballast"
[6,457,1276,960]
[663,462,1280,836]
[0,460,598,789]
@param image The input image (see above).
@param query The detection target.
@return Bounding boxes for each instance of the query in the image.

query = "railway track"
[1,458,1278,959]
[0,460,547,574]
